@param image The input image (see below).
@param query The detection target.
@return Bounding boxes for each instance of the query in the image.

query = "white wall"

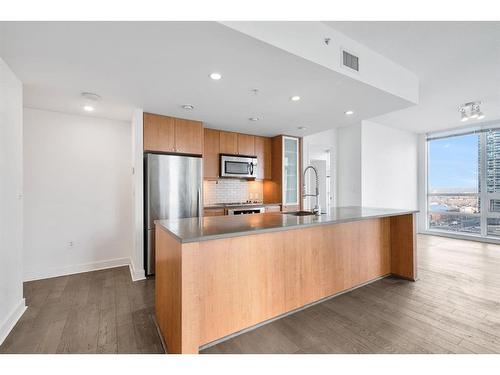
[130,109,145,281]
[361,120,418,210]
[302,128,337,210]
[335,121,418,210]
[337,124,362,206]
[23,108,133,281]
[0,58,25,345]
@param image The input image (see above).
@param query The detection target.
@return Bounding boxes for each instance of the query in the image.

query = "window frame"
[425,122,500,241]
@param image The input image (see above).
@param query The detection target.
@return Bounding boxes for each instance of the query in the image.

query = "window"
[427,126,500,238]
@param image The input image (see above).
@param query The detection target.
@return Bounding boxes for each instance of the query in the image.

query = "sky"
[428,134,479,192]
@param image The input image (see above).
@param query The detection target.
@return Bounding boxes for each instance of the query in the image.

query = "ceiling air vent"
[342,50,359,72]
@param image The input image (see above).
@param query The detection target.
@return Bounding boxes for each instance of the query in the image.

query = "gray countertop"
[156,206,418,243]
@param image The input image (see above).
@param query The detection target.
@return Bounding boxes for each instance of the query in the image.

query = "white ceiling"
[326,21,500,133]
[0,21,412,137]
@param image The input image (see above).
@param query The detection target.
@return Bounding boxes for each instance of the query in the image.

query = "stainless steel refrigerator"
[144,153,202,276]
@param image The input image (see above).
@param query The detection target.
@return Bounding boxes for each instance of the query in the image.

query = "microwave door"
[226,161,249,175]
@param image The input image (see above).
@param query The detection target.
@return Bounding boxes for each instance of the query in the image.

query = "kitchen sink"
[284,210,316,216]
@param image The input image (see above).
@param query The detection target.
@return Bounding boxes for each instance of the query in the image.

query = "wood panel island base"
[155,207,417,354]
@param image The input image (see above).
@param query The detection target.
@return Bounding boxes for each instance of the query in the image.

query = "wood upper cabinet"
[219,131,238,154]
[237,134,255,156]
[201,128,272,181]
[143,113,175,152]
[255,136,272,180]
[174,118,203,155]
[204,128,220,179]
[263,135,301,207]
[143,113,203,155]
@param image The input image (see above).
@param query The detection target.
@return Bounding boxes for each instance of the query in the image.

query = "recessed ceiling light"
[297,126,306,130]
[290,96,301,102]
[209,72,222,80]
[345,110,354,115]
[83,105,94,112]
[248,117,260,122]
[182,104,194,110]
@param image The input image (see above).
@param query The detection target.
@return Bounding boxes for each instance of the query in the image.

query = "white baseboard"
[23,257,131,282]
[129,262,146,281]
[0,298,26,346]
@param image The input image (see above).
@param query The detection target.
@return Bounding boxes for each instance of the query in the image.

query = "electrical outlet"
[67,241,75,248]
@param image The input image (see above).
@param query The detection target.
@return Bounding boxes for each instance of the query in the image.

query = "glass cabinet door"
[283,136,299,205]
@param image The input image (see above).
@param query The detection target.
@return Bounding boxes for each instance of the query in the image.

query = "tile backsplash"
[204,179,263,205]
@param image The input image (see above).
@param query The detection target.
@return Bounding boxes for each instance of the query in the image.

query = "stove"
[205,201,266,215]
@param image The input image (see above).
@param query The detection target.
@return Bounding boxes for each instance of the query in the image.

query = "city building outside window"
[427,125,500,238]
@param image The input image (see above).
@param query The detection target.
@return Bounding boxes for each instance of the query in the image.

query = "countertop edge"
[158,210,418,244]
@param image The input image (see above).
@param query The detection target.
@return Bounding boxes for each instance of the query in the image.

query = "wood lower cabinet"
[203,128,220,179]
[219,131,238,154]
[237,134,255,156]
[143,113,203,155]
[203,208,225,217]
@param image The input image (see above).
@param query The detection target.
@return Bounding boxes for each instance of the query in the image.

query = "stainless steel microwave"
[220,154,257,179]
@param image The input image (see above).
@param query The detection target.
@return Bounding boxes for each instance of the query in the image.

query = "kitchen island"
[155,207,417,354]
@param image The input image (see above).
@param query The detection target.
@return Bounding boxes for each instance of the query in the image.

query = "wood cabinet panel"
[155,226,182,353]
[143,113,175,152]
[203,208,225,217]
[144,113,202,155]
[263,136,283,203]
[174,118,203,155]
[219,131,238,154]
[263,135,301,208]
[203,128,220,179]
[237,134,255,156]
[390,213,417,281]
[263,137,272,180]
[254,136,272,180]
[194,232,287,346]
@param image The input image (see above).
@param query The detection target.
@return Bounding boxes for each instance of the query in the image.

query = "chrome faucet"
[303,165,321,215]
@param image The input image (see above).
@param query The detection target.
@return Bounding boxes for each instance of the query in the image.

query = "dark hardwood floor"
[2,234,500,354]
[0,266,163,354]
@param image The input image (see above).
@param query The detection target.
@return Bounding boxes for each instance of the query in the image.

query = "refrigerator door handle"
[198,187,202,218]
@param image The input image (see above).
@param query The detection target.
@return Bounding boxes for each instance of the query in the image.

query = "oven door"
[221,155,256,178]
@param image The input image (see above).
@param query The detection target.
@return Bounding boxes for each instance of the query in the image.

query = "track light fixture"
[459,101,485,122]
[460,107,469,122]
